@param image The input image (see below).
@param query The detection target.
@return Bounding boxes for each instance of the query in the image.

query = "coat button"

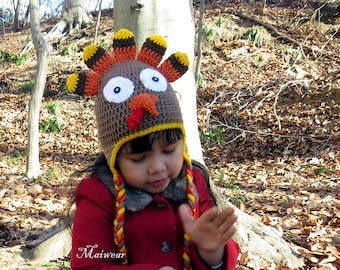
[154,202,165,210]
[160,241,171,253]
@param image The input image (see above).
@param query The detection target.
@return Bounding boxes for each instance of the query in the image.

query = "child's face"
[116,137,184,193]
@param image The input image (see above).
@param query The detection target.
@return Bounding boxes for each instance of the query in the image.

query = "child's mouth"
[150,178,167,187]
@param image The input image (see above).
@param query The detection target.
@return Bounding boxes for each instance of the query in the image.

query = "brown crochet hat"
[67,28,189,174]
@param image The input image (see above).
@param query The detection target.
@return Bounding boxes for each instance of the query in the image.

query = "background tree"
[26,0,50,179]
[114,0,204,162]
[13,0,22,31]
[48,0,94,38]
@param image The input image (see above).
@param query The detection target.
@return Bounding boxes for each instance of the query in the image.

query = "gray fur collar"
[98,165,195,212]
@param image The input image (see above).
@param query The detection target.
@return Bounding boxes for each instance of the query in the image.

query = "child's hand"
[179,204,237,266]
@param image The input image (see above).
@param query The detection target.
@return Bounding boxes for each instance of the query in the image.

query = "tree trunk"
[114,0,204,163]
[47,0,94,38]
[26,0,50,179]
[13,0,21,31]
[212,185,304,268]
[21,0,94,56]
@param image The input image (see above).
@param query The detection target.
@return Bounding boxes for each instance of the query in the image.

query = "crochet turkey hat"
[67,29,197,268]
[67,28,189,174]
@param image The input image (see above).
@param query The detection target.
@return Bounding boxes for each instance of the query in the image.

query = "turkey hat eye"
[140,68,167,92]
[103,76,135,103]
[114,86,121,93]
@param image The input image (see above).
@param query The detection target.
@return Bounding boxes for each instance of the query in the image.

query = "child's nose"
[148,157,166,174]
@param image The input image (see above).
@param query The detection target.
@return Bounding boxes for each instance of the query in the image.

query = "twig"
[207,90,227,109]
[212,115,335,141]
[273,83,284,130]
[315,27,339,62]
[273,80,308,130]
[68,54,83,70]
[93,0,103,44]
[252,91,274,113]
[200,96,336,143]
[221,132,244,145]
[310,2,327,25]
[195,0,205,84]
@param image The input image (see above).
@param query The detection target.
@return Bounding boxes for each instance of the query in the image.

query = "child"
[67,29,240,270]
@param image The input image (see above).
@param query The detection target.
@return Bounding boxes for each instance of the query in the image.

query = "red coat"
[71,165,240,270]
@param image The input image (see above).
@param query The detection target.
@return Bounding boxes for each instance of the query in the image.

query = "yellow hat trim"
[110,123,186,176]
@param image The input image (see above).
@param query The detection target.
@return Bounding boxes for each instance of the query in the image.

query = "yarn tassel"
[114,175,128,264]
[182,163,197,270]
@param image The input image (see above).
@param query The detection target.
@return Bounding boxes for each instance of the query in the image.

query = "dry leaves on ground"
[0,0,339,269]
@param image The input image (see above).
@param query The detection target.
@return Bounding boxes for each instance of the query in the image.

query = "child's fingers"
[212,207,236,227]
[197,206,219,222]
[178,204,195,231]
[180,204,219,225]
[179,204,237,242]
[221,224,236,241]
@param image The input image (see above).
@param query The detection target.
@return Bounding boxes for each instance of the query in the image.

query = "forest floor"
[0,0,339,269]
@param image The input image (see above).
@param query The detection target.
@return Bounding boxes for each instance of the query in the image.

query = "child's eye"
[163,147,176,154]
[129,155,145,162]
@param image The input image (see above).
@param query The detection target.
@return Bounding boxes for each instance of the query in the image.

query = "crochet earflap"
[67,29,197,269]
